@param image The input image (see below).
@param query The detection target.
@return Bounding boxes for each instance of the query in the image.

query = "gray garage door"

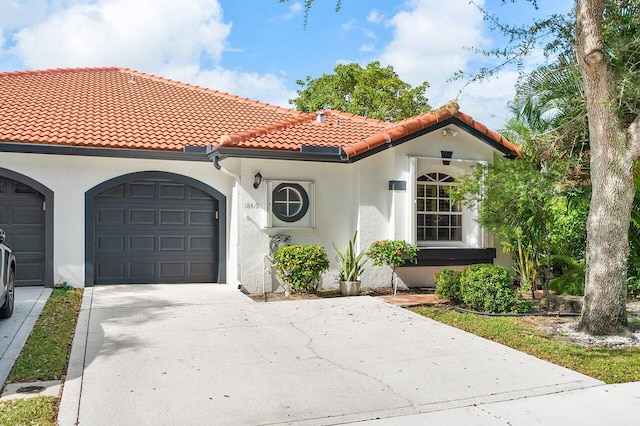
[94,179,218,284]
[0,177,46,286]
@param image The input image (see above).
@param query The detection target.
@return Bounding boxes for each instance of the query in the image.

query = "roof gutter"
[0,141,211,161]
[208,146,349,164]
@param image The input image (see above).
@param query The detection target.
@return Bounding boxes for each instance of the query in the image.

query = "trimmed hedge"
[436,264,531,314]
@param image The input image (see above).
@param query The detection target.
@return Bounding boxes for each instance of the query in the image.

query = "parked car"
[0,229,15,318]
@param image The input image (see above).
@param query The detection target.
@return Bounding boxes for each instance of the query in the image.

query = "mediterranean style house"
[0,67,518,292]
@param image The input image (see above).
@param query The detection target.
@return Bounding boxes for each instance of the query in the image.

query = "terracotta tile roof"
[0,67,518,158]
[221,102,519,158]
[0,67,299,151]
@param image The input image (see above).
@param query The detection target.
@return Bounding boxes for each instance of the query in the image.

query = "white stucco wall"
[0,125,511,292]
[229,158,355,293]
[0,151,234,288]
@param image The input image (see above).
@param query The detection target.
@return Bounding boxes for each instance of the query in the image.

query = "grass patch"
[0,396,58,425]
[9,289,83,382]
[412,306,640,384]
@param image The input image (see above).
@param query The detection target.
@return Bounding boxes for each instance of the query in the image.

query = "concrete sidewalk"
[0,286,52,387]
[59,284,633,425]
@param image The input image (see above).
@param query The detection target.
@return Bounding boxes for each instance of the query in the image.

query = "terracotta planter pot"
[340,280,361,296]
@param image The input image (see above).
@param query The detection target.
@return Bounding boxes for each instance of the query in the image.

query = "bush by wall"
[434,269,462,302]
[274,245,329,294]
[459,264,531,314]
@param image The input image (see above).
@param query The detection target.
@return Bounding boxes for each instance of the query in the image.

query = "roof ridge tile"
[220,113,317,146]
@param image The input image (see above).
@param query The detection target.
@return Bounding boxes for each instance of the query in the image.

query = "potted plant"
[366,240,419,295]
[333,231,368,296]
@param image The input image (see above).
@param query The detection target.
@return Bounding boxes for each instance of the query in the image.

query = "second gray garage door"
[94,179,218,284]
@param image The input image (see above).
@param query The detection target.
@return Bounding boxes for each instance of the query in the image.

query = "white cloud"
[281,2,302,21]
[341,19,357,32]
[367,10,382,24]
[164,65,296,110]
[376,0,523,128]
[2,0,294,110]
[359,44,375,53]
[11,0,231,70]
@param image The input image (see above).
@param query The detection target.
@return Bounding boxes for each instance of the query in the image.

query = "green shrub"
[628,276,640,300]
[549,255,585,296]
[434,269,462,302]
[366,240,419,287]
[274,244,329,294]
[459,264,531,314]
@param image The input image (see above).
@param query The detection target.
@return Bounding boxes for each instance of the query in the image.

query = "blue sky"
[0,0,573,129]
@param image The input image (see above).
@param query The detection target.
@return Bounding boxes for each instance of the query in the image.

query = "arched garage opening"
[85,171,226,286]
[0,168,54,287]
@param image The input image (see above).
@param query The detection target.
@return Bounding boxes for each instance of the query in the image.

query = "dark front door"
[0,177,46,286]
[94,179,218,284]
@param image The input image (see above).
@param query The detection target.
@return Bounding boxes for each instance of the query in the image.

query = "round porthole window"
[272,183,309,223]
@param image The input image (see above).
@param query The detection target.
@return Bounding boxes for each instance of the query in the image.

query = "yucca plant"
[333,231,367,282]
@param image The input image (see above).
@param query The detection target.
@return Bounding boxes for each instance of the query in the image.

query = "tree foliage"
[290,61,431,121]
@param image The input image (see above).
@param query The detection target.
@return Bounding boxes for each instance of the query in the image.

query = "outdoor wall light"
[441,128,458,138]
[253,171,263,189]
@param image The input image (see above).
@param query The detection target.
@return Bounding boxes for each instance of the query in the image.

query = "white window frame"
[408,156,487,249]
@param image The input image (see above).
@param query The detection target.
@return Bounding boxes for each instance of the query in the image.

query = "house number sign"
[245,202,260,209]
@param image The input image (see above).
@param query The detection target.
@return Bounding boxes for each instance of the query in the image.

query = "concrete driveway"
[59,284,606,425]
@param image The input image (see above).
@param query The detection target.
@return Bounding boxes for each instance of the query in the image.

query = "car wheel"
[0,269,15,319]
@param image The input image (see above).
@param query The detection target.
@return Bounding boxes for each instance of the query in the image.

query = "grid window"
[416,172,462,242]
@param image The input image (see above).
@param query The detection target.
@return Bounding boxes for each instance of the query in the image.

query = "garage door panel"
[130,262,155,278]
[12,234,43,252]
[96,262,125,280]
[159,184,186,199]
[189,236,214,251]
[189,211,213,225]
[94,179,218,284]
[100,184,125,198]
[129,235,155,251]
[16,261,44,285]
[159,262,185,278]
[160,210,185,225]
[159,236,185,251]
[13,206,43,225]
[189,262,214,277]
[97,235,125,252]
[97,208,125,225]
[129,209,156,225]
[129,182,156,198]
[0,177,45,286]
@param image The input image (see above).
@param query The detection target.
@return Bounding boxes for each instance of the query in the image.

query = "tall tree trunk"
[576,0,638,335]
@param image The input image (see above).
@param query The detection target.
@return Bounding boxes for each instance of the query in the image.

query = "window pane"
[425,185,437,197]
[417,228,425,241]
[417,199,425,211]
[452,203,462,213]
[438,215,450,226]
[451,227,462,241]
[425,199,436,211]
[425,228,436,240]
[417,185,425,197]
[417,214,425,226]
[439,199,451,212]
[438,228,449,240]
[425,215,436,226]
[451,215,462,226]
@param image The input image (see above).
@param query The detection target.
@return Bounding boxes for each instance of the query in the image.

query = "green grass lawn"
[9,288,83,382]
[0,288,83,424]
[412,306,640,384]
[0,397,58,426]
